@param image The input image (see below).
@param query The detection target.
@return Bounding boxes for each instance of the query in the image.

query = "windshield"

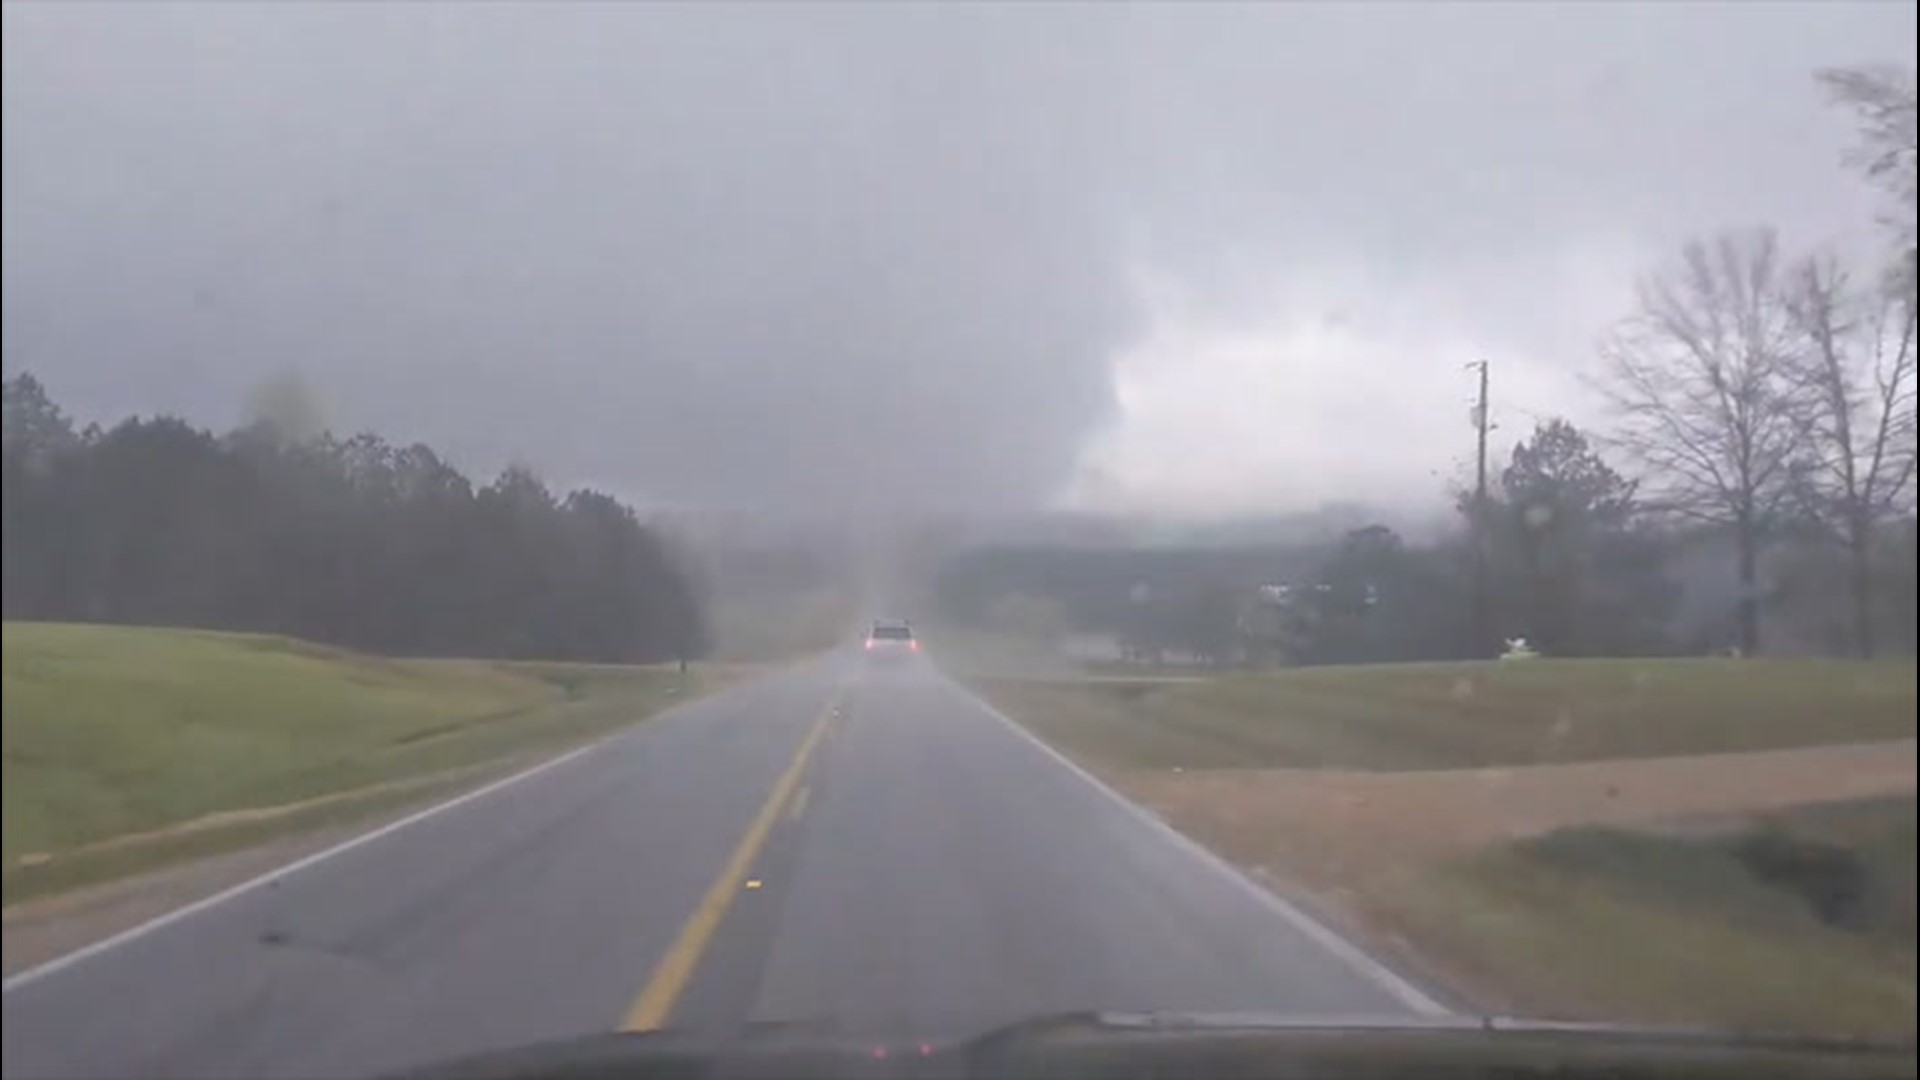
[2,3,1914,1079]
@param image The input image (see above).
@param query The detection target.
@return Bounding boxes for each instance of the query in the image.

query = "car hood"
[388,1010,1917,1080]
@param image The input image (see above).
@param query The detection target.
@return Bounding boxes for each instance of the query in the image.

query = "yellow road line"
[787,784,809,822]
[619,695,837,1031]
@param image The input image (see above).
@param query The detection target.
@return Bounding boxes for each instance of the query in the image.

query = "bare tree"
[1818,65,1917,294]
[1783,256,1918,656]
[1599,229,1806,655]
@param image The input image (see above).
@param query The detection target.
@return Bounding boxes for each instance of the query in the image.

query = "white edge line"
[3,739,606,995]
[949,677,1453,1018]
[1,658,828,995]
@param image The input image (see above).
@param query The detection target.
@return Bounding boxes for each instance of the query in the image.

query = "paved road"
[2,653,1443,1078]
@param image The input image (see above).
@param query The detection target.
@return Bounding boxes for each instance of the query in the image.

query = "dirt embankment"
[1115,739,1919,894]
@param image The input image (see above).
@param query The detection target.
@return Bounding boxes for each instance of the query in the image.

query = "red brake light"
[864,639,875,650]
[910,639,920,651]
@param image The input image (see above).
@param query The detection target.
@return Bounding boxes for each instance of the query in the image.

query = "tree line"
[941,410,1912,667]
[2,375,708,664]
[1592,64,1915,658]
[935,417,1691,666]
[939,65,1917,665]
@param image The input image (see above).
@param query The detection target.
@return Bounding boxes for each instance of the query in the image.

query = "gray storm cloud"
[3,4,1133,515]
[5,3,1913,517]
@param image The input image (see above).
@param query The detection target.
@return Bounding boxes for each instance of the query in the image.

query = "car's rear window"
[871,625,913,641]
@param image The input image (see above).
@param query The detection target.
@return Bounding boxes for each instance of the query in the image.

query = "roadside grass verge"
[974,658,1918,770]
[1389,798,1916,1037]
[976,658,1916,1037]
[3,622,721,904]
[2,770,493,911]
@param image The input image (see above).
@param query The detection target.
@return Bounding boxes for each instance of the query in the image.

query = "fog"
[4,2,1913,520]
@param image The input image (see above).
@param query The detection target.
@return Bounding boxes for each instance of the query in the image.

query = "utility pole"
[1467,360,1491,657]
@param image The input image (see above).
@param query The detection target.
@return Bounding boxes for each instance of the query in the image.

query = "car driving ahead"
[864,619,921,663]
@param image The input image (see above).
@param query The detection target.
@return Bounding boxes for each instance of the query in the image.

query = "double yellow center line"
[619,692,839,1031]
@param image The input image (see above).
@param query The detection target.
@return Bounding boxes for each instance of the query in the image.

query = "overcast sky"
[4,2,1913,521]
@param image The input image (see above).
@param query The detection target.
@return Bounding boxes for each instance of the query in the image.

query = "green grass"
[1392,798,1917,1037]
[4,771,490,907]
[976,659,1917,771]
[3,622,709,902]
[974,656,1916,1035]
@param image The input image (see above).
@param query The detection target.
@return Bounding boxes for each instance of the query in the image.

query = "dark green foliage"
[1732,827,1874,930]
[2,374,706,664]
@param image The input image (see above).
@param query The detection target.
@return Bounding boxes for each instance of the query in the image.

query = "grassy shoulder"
[973,657,1916,1037]
[3,622,726,905]
[1390,799,1916,1037]
[975,658,1917,770]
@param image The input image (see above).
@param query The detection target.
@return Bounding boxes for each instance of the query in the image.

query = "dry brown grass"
[1116,739,1917,897]
[978,664,1919,1037]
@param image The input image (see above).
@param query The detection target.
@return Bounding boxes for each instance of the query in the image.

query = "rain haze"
[4,5,1920,1071]
[4,1,1913,520]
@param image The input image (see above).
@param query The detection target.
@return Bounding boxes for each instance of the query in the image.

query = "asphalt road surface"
[2,652,1445,1079]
